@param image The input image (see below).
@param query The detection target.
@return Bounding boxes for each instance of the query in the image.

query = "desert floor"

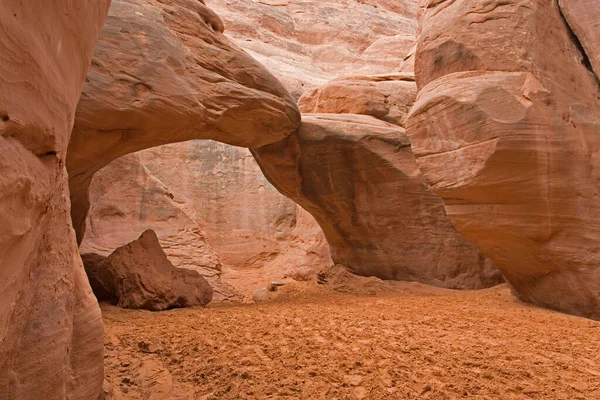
[102,282,600,400]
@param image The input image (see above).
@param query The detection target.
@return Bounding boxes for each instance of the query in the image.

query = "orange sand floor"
[102,284,600,399]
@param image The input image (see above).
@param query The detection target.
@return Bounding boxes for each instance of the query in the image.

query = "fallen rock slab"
[84,230,213,310]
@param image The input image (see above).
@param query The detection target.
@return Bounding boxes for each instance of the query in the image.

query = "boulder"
[0,1,110,398]
[253,114,502,289]
[68,0,301,241]
[79,149,241,302]
[83,230,213,310]
[406,0,600,318]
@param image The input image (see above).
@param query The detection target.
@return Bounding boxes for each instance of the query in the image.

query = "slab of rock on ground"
[406,0,600,318]
[253,113,503,289]
[80,147,241,302]
[0,1,111,399]
[83,230,213,311]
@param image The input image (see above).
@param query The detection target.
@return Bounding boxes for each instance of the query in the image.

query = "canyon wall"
[0,1,110,398]
[206,0,419,98]
[406,0,600,318]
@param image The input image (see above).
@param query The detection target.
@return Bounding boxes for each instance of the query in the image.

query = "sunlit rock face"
[298,74,417,127]
[0,1,110,398]
[406,0,600,318]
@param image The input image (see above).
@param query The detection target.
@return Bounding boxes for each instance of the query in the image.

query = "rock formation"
[83,230,213,310]
[78,0,426,300]
[406,0,600,318]
[67,0,301,241]
[253,114,502,289]
[80,0,505,294]
[80,141,330,300]
[0,1,110,398]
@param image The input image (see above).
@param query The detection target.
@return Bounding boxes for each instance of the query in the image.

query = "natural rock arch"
[71,0,502,293]
[67,0,301,242]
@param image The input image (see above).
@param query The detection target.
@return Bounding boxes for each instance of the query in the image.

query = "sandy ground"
[102,279,600,400]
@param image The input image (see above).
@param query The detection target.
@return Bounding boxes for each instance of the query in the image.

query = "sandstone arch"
[67,0,301,242]
[71,0,503,296]
[252,113,502,289]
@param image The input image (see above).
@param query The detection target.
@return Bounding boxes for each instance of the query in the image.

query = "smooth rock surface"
[253,114,502,289]
[0,1,110,398]
[68,0,301,241]
[407,0,600,318]
[84,230,213,310]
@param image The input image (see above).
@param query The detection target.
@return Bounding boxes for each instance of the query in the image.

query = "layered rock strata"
[406,0,600,318]
[206,0,419,98]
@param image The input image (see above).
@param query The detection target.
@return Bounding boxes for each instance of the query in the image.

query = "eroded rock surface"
[0,1,110,398]
[406,0,600,318]
[206,0,419,98]
[84,230,213,310]
[253,114,502,289]
[68,0,301,240]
